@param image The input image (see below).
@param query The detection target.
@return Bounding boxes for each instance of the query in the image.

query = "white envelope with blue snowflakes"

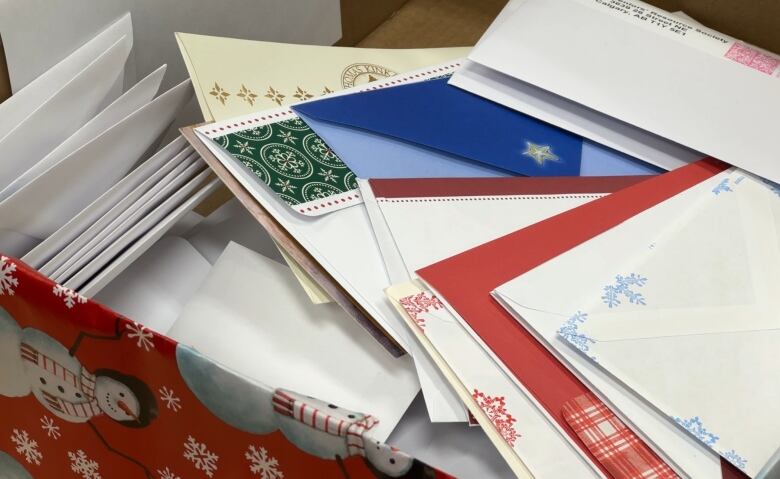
[493,168,780,477]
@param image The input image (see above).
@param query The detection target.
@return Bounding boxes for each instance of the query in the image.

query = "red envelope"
[416,158,745,478]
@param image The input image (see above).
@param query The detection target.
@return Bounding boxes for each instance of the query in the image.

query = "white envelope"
[167,241,420,442]
[451,0,780,180]
[22,136,189,269]
[494,169,777,477]
[0,14,132,138]
[50,153,202,283]
[65,168,211,290]
[0,79,193,244]
[94,236,212,334]
[0,65,166,202]
[0,35,132,192]
[78,177,220,296]
[194,62,477,424]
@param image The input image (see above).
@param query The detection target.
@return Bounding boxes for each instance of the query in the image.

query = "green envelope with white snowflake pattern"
[213,114,360,216]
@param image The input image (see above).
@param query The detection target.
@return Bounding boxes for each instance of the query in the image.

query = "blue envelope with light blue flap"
[292,77,661,179]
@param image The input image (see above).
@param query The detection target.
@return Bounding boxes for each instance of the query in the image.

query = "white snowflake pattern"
[126,322,155,351]
[159,386,182,412]
[246,445,283,479]
[235,141,255,154]
[52,284,87,309]
[277,131,297,144]
[274,179,296,193]
[0,256,19,296]
[157,467,181,479]
[11,429,42,465]
[317,168,339,183]
[40,416,61,440]
[68,450,101,479]
[183,436,219,477]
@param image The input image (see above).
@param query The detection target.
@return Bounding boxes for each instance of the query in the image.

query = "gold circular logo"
[341,63,397,88]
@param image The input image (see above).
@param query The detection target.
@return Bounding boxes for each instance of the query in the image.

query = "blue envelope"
[292,77,661,178]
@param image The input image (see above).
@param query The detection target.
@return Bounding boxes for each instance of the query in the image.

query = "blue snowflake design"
[557,311,595,354]
[601,273,648,308]
[712,178,733,195]
[763,178,780,198]
[673,416,720,446]
[720,449,747,471]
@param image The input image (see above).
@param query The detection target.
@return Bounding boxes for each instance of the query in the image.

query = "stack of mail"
[186,0,780,477]
[0,14,215,296]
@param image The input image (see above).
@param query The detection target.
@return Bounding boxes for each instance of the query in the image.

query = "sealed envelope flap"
[469,0,780,183]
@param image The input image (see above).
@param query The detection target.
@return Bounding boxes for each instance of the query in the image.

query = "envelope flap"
[470,0,780,183]
[293,77,584,177]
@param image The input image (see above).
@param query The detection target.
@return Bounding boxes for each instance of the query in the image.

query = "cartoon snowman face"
[364,441,414,477]
[95,375,141,422]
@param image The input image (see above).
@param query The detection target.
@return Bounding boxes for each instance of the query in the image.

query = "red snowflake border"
[472,389,519,447]
[398,292,445,331]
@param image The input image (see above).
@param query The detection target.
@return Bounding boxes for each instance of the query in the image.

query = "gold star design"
[209,83,230,105]
[237,84,258,106]
[265,86,285,105]
[522,142,559,166]
[321,86,333,95]
[293,87,313,101]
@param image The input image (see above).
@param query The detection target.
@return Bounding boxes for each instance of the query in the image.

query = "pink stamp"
[725,42,780,75]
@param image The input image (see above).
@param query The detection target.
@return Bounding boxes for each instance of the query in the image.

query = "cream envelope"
[167,242,419,442]
[176,32,470,122]
[77,176,220,295]
[0,14,132,138]
[51,156,204,284]
[386,282,598,479]
[0,79,193,248]
[194,63,476,424]
[0,65,166,202]
[22,137,190,269]
[450,0,780,178]
[0,35,132,192]
[494,169,778,476]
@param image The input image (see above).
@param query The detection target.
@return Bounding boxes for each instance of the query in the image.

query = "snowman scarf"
[273,389,379,456]
[20,342,102,420]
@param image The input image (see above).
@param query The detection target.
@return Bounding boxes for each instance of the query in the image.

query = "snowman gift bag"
[0,255,452,479]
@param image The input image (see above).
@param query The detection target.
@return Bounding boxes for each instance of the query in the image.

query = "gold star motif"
[522,142,559,166]
[265,86,285,105]
[321,86,333,95]
[293,87,313,101]
[237,84,259,106]
[209,83,230,105]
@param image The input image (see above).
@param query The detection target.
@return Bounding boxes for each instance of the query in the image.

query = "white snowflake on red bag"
[68,449,101,478]
[398,292,445,330]
[40,416,61,440]
[183,435,219,477]
[246,445,283,478]
[159,386,182,412]
[52,284,87,309]
[11,428,42,465]
[126,322,155,351]
[1,256,19,296]
[472,389,519,447]
[157,466,181,479]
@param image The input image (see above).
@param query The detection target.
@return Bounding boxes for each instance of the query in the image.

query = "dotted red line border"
[377,194,603,203]
[203,62,461,137]
[298,192,362,214]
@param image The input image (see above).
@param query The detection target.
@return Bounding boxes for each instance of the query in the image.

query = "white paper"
[167,242,419,441]
[0,35,132,192]
[66,168,210,290]
[79,178,220,297]
[94,236,212,334]
[0,65,166,202]
[0,79,193,241]
[458,0,780,183]
[22,136,189,269]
